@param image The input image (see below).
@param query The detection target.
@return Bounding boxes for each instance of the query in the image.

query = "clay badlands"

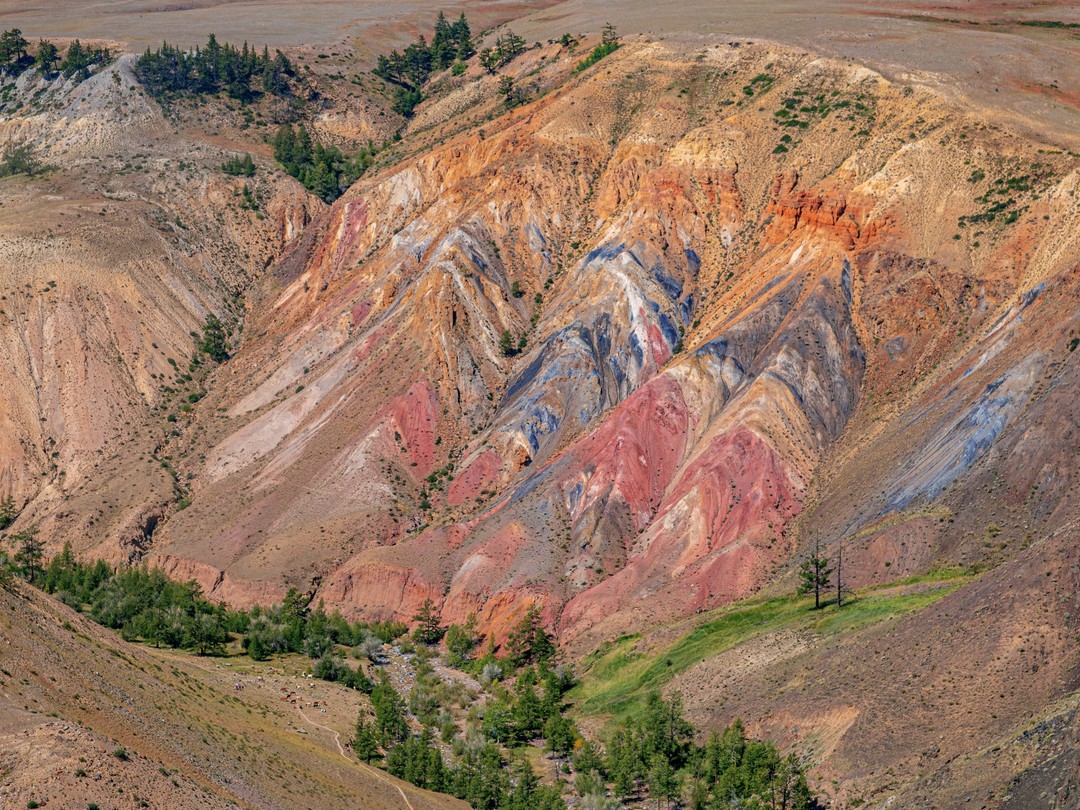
[0,1,1078,808]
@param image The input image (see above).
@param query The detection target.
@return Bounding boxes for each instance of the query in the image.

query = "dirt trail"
[296,702,349,758]
[295,703,417,810]
[171,653,422,810]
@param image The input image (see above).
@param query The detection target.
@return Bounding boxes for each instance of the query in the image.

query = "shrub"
[0,141,42,178]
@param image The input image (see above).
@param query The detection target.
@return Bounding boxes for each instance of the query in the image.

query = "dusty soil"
[0,0,564,51]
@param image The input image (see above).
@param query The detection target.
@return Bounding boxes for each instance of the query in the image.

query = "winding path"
[167,653,421,810]
[295,699,416,810]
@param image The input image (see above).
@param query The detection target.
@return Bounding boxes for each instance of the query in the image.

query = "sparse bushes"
[356,630,385,662]
[480,661,503,686]
[0,141,43,178]
[478,31,526,74]
[499,329,516,357]
[198,314,229,362]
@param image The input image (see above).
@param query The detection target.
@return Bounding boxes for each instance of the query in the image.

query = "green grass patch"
[570,572,972,723]
[574,41,619,74]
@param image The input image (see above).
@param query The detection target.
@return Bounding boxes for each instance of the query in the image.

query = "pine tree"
[496,31,526,63]
[60,40,90,80]
[609,730,637,799]
[199,314,229,362]
[836,540,844,607]
[0,141,41,178]
[479,48,499,74]
[453,14,474,60]
[43,540,76,593]
[444,614,478,666]
[505,602,554,667]
[371,672,408,743]
[512,683,544,741]
[574,738,604,775]
[188,611,227,655]
[643,691,693,769]
[244,629,267,660]
[543,713,576,756]
[411,598,444,645]
[431,11,454,70]
[221,153,256,176]
[0,496,16,530]
[272,124,297,168]
[35,40,59,74]
[307,159,339,203]
[0,29,28,71]
[648,753,678,809]
[798,541,832,609]
[499,328,516,357]
[13,526,43,583]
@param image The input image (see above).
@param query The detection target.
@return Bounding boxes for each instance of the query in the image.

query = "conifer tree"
[13,526,43,583]
[371,672,408,743]
[353,716,382,761]
[505,602,554,667]
[198,314,229,362]
[0,496,16,530]
[798,540,832,609]
[35,40,59,74]
[0,29,28,72]
[444,614,478,666]
[453,14,474,60]
[411,598,444,644]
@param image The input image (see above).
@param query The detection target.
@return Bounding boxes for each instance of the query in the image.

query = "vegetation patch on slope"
[571,570,974,722]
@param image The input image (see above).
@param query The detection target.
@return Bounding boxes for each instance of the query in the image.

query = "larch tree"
[798,539,832,609]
